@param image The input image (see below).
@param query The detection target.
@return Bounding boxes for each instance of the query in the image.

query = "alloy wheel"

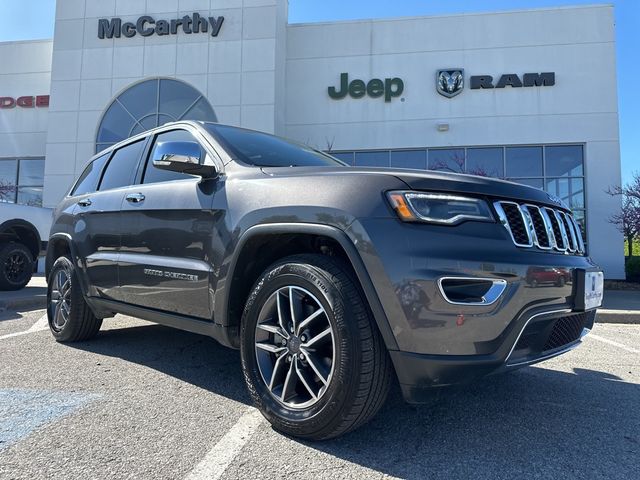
[254,286,335,409]
[50,268,72,331]
[5,251,28,283]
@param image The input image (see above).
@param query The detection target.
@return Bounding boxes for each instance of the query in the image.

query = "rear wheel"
[0,242,34,291]
[240,254,392,440]
[47,256,102,342]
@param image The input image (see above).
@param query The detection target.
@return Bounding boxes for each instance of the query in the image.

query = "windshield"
[203,123,346,168]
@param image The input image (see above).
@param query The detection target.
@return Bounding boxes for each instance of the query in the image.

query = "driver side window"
[143,130,202,184]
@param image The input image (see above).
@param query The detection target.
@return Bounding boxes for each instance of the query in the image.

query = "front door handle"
[125,193,145,204]
[77,198,92,207]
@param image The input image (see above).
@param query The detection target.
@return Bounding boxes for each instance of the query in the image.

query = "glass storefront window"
[96,78,217,153]
[355,151,389,167]
[466,147,503,178]
[0,158,44,206]
[545,145,583,177]
[506,146,543,177]
[390,150,427,169]
[510,178,544,189]
[330,152,354,165]
[428,148,465,173]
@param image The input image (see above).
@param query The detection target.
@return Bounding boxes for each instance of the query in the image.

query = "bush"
[626,256,640,281]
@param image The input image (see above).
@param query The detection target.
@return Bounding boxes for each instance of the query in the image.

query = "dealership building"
[0,1,624,278]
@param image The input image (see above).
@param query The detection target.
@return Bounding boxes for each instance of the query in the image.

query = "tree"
[0,180,16,203]
[608,173,640,257]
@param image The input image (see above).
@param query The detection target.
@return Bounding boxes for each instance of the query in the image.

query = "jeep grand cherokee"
[46,121,603,440]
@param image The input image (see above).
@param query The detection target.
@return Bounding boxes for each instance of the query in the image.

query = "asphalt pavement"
[0,308,638,480]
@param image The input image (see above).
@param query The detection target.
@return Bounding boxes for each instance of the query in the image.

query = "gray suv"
[46,121,603,440]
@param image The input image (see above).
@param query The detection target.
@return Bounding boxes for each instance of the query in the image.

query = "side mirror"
[152,141,216,178]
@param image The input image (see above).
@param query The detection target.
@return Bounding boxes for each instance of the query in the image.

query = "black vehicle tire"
[556,276,566,287]
[47,256,102,342]
[240,254,393,440]
[0,241,34,291]
[530,279,538,288]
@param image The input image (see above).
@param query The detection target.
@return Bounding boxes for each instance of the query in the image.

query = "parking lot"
[0,307,638,480]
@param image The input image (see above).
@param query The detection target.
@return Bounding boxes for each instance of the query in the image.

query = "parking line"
[588,333,639,354]
[0,312,48,341]
[184,407,264,480]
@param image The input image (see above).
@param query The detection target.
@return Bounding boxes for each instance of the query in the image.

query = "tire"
[555,276,566,287]
[47,256,102,342]
[240,254,393,440]
[0,241,34,291]
[530,279,538,288]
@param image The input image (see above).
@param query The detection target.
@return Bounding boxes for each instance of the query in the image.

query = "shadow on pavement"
[70,323,639,479]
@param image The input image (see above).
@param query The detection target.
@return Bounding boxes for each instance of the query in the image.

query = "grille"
[494,201,585,255]
[500,203,530,246]
[544,313,589,350]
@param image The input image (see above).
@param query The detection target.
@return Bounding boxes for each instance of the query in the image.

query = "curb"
[596,309,640,325]
[0,295,47,312]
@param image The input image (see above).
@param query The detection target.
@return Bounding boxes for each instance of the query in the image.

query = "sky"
[0,0,637,184]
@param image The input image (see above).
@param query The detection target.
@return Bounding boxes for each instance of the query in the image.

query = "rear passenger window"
[99,140,146,191]
[71,154,108,196]
[143,129,202,184]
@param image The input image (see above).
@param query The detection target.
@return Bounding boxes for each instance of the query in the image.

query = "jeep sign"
[98,13,224,39]
[328,73,404,102]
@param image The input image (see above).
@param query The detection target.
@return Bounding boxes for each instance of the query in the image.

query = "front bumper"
[346,218,600,401]
[391,309,596,403]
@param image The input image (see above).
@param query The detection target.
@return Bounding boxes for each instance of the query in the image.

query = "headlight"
[386,191,495,225]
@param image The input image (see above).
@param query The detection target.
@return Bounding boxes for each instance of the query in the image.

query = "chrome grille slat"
[495,201,585,255]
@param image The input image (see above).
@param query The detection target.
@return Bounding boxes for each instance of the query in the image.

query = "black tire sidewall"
[241,261,362,435]
[0,242,34,290]
[46,255,100,342]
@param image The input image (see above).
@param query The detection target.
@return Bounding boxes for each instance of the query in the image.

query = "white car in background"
[0,203,51,290]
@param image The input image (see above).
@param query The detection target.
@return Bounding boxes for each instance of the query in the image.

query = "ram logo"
[437,69,464,98]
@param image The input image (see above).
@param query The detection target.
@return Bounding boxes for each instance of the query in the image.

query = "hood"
[261,166,566,209]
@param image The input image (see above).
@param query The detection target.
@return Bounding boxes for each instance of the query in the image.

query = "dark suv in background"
[46,121,603,440]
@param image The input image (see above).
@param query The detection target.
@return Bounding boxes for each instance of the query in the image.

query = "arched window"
[95,78,216,153]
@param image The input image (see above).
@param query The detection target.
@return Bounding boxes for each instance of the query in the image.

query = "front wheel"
[240,254,393,440]
[47,256,102,342]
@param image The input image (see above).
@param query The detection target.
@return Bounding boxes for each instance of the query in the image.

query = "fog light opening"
[438,277,507,306]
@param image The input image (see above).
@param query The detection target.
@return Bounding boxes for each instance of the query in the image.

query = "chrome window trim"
[437,277,508,306]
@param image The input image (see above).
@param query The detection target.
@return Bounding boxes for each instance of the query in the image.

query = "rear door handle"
[125,193,145,203]
[77,198,92,207]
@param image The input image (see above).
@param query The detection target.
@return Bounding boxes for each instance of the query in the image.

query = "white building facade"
[0,1,624,278]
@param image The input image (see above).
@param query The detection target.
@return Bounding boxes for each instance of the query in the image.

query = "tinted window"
[143,130,201,184]
[99,140,145,191]
[204,124,344,167]
[545,145,583,177]
[355,151,389,167]
[330,152,354,166]
[96,78,216,153]
[428,149,465,173]
[506,146,543,177]
[390,150,427,170]
[72,154,109,196]
[466,148,503,178]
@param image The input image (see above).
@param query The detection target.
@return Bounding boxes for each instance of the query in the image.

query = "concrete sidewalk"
[597,289,640,324]
[0,275,47,312]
